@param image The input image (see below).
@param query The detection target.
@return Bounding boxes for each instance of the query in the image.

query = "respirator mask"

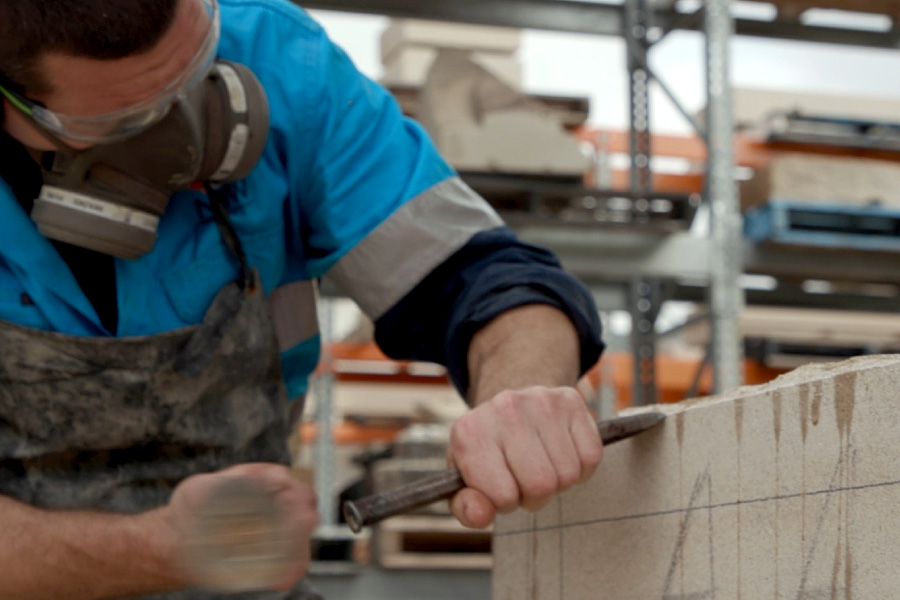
[0,0,269,259]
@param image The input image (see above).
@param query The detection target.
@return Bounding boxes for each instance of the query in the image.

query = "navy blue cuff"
[374,227,605,397]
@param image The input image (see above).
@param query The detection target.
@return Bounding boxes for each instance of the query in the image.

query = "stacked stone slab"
[739,152,900,212]
[493,354,900,599]
[380,19,522,89]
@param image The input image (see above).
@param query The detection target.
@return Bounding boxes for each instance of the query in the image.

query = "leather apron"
[0,193,321,600]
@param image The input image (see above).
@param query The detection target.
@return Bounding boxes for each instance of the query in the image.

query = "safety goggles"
[0,0,220,144]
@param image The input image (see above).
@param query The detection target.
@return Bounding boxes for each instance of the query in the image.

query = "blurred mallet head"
[182,476,298,591]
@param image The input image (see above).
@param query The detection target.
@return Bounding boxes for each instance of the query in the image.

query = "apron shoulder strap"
[205,182,254,291]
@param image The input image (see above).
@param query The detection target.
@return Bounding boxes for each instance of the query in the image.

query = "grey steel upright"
[705,0,745,393]
[313,297,338,528]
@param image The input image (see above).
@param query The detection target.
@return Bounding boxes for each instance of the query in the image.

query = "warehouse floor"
[307,567,491,600]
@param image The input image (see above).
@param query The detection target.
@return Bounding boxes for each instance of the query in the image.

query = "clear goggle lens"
[25,0,220,144]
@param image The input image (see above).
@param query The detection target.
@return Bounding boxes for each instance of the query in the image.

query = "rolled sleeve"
[374,227,605,395]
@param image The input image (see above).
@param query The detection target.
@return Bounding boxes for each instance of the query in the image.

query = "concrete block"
[493,355,900,599]
[740,152,900,211]
[381,47,522,89]
[720,88,900,129]
[417,50,588,177]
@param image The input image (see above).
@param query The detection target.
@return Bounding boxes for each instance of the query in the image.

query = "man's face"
[2,0,212,151]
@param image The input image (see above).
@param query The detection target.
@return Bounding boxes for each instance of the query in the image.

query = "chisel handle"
[344,469,465,533]
[342,410,666,532]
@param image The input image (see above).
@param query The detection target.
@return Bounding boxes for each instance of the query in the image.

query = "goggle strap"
[0,84,33,115]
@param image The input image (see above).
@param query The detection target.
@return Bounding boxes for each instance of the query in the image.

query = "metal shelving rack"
[300,0,900,48]
[298,0,900,398]
[300,0,747,404]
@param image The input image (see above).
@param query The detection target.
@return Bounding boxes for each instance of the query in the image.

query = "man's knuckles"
[520,474,558,501]
[493,488,522,511]
[581,441,604,469]
[490,390,527,425]
[556,462,583,490]
[449,412,485,451]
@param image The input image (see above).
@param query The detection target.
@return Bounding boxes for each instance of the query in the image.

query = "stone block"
[711,87,900,130]
[493,355,900,599]
[382,47,522,89]
[740,152,900,211]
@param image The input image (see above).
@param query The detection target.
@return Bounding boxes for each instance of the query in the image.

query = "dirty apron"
[0,194,321,600]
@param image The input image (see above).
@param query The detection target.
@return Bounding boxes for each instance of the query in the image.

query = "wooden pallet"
[744,201,900,251]
[376,516,493,570]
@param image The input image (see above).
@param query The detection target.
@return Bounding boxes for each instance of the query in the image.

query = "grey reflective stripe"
[327,177,504,320]
[268,280,319,352]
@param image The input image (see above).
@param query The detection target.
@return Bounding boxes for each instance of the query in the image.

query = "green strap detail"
[0,85,33,115]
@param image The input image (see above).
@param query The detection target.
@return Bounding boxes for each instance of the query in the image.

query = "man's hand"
[166,463,319,591]
[447,386,603,529]
[453,304,605,529]
[0,463,317,600]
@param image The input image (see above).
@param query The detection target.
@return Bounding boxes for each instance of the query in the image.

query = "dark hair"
[0,0,180,95]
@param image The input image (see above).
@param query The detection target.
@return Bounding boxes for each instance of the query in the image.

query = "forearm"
[466,304,581,405]
[0,494,183,600]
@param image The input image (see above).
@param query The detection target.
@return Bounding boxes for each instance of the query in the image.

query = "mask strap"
[205,182,254,291]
